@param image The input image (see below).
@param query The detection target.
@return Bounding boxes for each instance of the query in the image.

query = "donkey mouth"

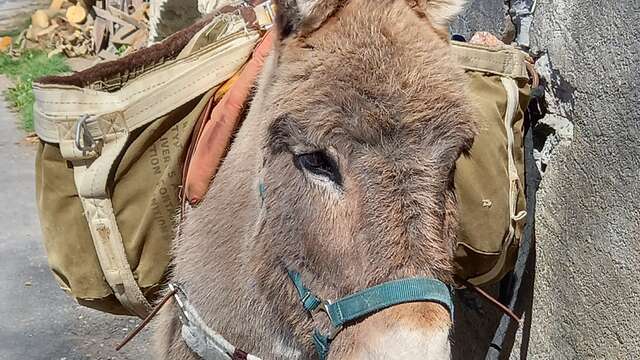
[327,302,452,360]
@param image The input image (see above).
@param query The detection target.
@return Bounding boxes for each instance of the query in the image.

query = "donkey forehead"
[270,60,470,153]
[269,0,472,150]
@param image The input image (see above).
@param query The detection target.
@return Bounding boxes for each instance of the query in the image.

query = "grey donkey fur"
[154,0,476,358]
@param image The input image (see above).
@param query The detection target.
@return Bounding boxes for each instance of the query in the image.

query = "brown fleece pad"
[37,14,216,90]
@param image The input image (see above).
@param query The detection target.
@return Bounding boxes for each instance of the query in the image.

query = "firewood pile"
[92,0,150,59]
[14,0,150,59]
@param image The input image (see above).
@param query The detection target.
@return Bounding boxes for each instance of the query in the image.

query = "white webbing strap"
[34,29,260,144]
[501,77,528,229]
[171,284,263,360]
[70,112,152,317]
[34,15,261,316]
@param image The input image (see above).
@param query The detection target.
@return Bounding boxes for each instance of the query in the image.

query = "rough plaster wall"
[453,0,639,359]
[526,0,640,358]
[451,0,508,40]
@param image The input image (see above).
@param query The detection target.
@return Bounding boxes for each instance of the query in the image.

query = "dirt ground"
[0,76,151,360]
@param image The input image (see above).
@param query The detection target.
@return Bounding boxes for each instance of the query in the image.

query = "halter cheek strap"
[287,271,454,360]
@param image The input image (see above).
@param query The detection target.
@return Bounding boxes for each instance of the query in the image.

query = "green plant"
[0,50,70,131]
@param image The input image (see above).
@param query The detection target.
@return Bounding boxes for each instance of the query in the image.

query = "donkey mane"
[155,0,475,359]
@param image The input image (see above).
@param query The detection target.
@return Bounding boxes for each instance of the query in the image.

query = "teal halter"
[287,271,454,360]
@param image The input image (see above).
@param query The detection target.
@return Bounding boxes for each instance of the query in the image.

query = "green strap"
[312,331,331,360]
[325,277,453,327]
[288,270,322,312]
[288,271,454,360]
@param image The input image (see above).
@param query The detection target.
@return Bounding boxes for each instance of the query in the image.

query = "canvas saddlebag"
[451,40,532,286]
[34,14,533,316]
[33,11,267,317]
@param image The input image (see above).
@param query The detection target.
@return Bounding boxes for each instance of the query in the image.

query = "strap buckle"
[74,114,97,153]
[310,300,343,360]
[169,283,192,327]
[314,300,344,340]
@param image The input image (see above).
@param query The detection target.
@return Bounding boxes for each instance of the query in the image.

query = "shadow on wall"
[450,251,538,360]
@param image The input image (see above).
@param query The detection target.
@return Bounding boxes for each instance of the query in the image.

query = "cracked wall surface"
[455,0,639,358]
[527,0,639,358]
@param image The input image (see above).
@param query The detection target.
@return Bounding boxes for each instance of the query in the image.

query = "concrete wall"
[454,0,640,359]
[527,0,639,358]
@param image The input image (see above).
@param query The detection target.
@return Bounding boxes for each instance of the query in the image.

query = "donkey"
[155,0,476,358]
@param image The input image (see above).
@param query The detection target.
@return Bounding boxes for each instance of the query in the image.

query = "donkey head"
[249,0,476,358]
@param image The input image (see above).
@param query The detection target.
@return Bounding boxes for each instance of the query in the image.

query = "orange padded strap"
[184,30,274,204]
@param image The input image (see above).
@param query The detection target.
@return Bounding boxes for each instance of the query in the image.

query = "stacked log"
[2,0,150,58]
[92,0,150,59]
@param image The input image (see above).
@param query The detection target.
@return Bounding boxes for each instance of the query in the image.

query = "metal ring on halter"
[309,293,344,340]
[315,300,344,340]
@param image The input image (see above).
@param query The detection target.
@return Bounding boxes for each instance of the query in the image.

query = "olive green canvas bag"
[34,13,263,317]
[451,40,532,286]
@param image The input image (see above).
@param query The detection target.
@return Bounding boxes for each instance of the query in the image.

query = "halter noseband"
[170,272,453,360]
[287,270,454,360]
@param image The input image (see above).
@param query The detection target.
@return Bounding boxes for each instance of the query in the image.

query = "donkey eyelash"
[294,151,343,186]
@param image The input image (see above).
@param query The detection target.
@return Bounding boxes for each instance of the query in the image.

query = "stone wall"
[453,0,640,359]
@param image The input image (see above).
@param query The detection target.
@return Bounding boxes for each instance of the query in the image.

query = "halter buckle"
[315,300,344,340]
[168,283,191,327]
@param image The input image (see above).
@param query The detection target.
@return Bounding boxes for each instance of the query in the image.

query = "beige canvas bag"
[34,11,264,317]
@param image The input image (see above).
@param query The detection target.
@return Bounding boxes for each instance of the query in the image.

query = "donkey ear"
[407,0,466,29]
[273,0,342,38]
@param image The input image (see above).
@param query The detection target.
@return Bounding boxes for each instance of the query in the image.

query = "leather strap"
[183,30,275,204]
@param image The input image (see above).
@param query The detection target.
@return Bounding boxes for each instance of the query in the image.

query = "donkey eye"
[295,151,342,184]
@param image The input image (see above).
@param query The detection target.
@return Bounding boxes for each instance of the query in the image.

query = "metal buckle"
[168,283,190,326]
[74,114,97,153]
[301,291,313,306]
[314,300,344,340]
